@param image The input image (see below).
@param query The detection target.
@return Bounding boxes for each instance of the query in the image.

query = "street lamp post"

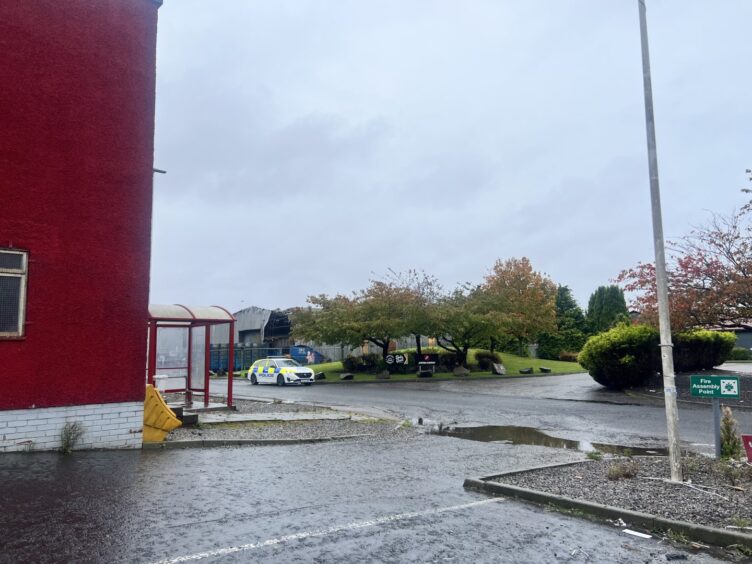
[638,0,682,482]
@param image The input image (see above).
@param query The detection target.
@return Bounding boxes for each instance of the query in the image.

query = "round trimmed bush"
[579,325,736,389]
[578,324,659,389]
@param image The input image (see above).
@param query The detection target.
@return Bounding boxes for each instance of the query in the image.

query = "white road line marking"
[149,497,504,564]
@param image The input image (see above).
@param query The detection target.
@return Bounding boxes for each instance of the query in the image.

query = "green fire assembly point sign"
[689,375,740,399]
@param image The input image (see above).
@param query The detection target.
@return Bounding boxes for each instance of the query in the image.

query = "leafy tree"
[383,269,442,356]
[618,208,752,331]
[586,285,629,333]
[481,257,557,353]
[292,280,414,360]
[538,285,589,360]
[434,285,498,367]
[356,280,415,359]
[292,293,361,347]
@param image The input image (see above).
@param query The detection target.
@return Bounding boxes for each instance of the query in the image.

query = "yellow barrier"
[143,384,182,443]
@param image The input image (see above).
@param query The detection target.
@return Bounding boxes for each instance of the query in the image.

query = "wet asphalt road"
[1,374,745,562]
[217,373,752,453]
[0,435,726,563]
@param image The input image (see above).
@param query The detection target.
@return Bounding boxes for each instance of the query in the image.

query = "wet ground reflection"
[434,425,667,456]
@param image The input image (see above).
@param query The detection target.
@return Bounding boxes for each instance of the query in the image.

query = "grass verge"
[308,351,582,383]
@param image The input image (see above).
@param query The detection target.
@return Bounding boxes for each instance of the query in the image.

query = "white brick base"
[0,401,143,452]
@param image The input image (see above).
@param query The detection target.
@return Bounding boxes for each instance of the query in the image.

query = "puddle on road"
[434,425,666,456]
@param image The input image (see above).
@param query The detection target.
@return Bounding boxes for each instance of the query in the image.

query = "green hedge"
[538,329,587,361]
[730,346,752,361]
[673,330,735,371]
[578,324,659,389]
[342,353,381,373]
[578,325,735,390]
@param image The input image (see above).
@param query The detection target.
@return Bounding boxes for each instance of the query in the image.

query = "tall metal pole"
[638,0,682,482]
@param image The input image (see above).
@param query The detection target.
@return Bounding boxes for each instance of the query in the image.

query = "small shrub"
[681,456,700,480]
[714,461,746,486]
[586,450,603,461]
[474,350,501,371]
[538,329,587,361]
[342,353,381,373]
[435,351,460,371]
[606,459,639,480]
[60,421,84,454]
[730,347,752,361]
[558,351,580,362]
[721,406,744,460]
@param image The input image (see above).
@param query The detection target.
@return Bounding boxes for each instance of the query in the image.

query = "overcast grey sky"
[151,0,751,312]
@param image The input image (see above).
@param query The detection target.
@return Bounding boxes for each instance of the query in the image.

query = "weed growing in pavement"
[586,451,603,461]
[665,528,690,545]
[730,516,752,528]
[606,459,639,480]
[545,504,600,523]
[728,543,752,557]
[60,421,84,454]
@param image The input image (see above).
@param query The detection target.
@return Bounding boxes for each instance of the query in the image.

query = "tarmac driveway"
[217,374,752,454]
[0,433,725,563]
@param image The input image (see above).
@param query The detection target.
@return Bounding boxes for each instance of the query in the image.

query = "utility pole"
[638,0,682,482]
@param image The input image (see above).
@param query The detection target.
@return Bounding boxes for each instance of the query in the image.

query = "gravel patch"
[168,419,415,443]
[497,455,752,531]
[163,393,414,443]
[163,394,330,415]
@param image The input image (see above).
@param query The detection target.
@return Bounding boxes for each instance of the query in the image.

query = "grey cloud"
[151,1,752,312]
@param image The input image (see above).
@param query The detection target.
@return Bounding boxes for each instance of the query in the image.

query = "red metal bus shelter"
[147,304,235,407]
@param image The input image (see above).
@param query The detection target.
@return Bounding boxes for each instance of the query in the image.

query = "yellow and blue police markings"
[248,358,315,385]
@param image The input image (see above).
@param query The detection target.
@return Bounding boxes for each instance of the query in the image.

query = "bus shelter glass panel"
[190,326,206,390]
[156,327,188,383]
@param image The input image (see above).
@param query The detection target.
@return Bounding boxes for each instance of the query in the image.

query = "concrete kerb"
[230,396,400,422]
[626,389,752,411]
[215,372,580,385]
[463,460,752,551]
[143,433,375,450]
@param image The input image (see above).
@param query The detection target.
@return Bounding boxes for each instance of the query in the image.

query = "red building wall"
[0,0,161,409]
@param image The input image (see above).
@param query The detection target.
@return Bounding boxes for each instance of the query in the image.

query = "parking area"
[0,432,724,563]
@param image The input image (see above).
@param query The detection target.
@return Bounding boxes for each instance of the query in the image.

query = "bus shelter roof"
[148,304,235,325]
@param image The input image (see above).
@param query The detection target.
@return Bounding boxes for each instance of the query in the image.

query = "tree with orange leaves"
[481,257,557,352]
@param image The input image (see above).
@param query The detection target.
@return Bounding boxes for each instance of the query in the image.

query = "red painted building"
[0,0,161,451]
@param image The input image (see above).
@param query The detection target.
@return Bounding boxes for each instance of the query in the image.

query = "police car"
[247,357,315,386]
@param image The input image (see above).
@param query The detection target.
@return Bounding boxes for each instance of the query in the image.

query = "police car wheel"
[276,374,285,386]
[250,374,258,385]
